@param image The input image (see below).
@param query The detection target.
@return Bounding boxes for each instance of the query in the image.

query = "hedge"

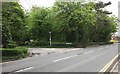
[30,41,75,48]
[51,42,75,48]
[1,47,28,62]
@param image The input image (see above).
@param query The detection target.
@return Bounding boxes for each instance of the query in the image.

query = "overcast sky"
[19,0,120,17]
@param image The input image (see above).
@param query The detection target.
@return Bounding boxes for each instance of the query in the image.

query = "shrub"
[51,42,75,48]
[30,41,75,48]
[98,42,113,45]
[7,40,17,48]
[1,47,28,62]
[31,41,49,46]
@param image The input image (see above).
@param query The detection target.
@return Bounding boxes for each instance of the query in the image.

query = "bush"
[30,41,75,48]
[31,40,49,46]
[7,40,17,48]
[51,42,75,48]
[1,47,28,62]
[98,42,113,45]
[90,42,113,45]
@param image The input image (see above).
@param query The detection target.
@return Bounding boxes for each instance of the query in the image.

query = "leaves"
[27,7,53,42]
[2,2,26,47]
[2,1,118,48]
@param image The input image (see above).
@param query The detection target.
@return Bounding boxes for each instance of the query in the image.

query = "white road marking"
[98,48,103,50]
[53,55,78,63]
[15,67,33,72]
[84,51,94,54]
[53,50,94,63]
[99,54,118,72]
[110,61,118,72]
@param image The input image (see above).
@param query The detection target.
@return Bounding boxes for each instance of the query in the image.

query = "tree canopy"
[2,1,118,48]
[2,2,26,47]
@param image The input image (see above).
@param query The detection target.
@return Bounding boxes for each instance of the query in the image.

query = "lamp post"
[49,31,52,46]
[118,1,120,36]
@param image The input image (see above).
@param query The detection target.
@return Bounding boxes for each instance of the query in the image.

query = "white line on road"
[99,54,118,72]
[84,51,94,54]
[15,67,33,72]
[53,55,78,63]
[53,50,94,63]
[110,61,118,72]
[98,48,103,50]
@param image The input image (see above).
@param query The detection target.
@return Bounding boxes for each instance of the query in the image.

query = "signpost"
[49,31,52,46]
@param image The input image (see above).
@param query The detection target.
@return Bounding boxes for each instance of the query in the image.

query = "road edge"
[98,53,120,74]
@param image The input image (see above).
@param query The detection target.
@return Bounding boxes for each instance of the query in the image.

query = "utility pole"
[118,1,120,36]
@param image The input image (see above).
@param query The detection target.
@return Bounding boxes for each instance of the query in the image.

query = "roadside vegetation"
[26,1,118,47]
[1,47,28,62]
[1,1,118,62]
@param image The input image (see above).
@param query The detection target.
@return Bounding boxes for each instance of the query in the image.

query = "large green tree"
[27,7,53,43]
[2,2,26,47]
[91,1,118,43]
[53,2,96,47]
[26,1,118,47]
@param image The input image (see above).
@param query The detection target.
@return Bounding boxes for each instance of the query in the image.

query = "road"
[2,44,118,73]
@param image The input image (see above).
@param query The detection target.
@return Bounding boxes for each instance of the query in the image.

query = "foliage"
[91,1,118,43]
[52,2,95,47]
[2,1,118,48]
[51,42,75,48]
[2,2,27,48]
[1,47,28,62]
[7,40,17,48]
[26,7,53,42]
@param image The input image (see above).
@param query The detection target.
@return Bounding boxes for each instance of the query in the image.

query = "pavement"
[28,48,83,56]
[1,44,118,73]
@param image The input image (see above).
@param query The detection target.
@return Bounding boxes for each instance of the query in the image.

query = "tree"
[53,2,96,47]
[91,1,117,43]
[2,2,26,47]
[27,7,53,43]
[25,1,118,47]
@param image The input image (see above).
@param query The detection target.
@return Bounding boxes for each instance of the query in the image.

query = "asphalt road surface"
[2,44,118,73]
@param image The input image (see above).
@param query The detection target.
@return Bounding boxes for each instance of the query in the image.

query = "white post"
[49,31,51,46]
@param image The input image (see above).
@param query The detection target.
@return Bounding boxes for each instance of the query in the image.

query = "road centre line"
[97,48,103,50]
[53,51,94,63]
[53,55,78,62]
[84,51,94,54]
[15,67,33,72]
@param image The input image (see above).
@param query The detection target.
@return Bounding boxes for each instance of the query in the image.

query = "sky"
[19,0,120,17]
